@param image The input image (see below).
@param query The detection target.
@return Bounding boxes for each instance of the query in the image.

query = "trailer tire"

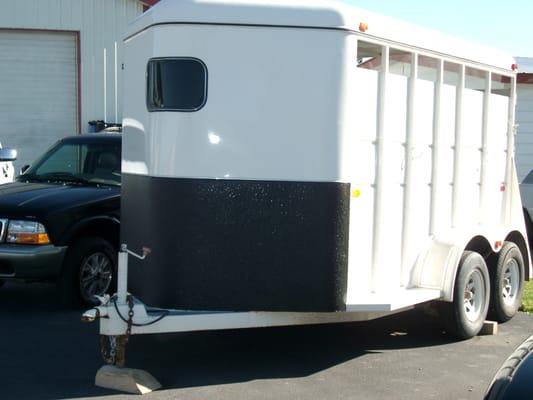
[488,242,524,323]
[444,251,490,340]
[59,237,117,308]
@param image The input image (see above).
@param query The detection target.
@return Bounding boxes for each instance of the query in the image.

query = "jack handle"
[120,244,151,260]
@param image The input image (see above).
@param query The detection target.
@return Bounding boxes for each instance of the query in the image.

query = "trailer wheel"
[444,251,490,339]
[60,237,117,307]
[489,242,524,323]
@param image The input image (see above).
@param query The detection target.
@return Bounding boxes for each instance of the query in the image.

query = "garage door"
[0,30,78,170]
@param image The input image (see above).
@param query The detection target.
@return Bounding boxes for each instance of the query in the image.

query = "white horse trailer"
[85,0,531,369]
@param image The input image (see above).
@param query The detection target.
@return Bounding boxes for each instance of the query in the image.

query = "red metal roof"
[518,74,533,84]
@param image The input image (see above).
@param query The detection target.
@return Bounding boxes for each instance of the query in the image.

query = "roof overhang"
[516,58,533,84]
[518,74,533,84]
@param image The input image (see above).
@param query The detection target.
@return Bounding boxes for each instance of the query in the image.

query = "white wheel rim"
[502,259,520,307]
[463,270,485,322]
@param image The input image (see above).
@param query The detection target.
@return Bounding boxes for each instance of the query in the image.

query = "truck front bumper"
[0,244,68,280]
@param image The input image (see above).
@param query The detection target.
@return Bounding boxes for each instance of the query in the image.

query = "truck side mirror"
[20,165,30,175]
[0,148,17,162]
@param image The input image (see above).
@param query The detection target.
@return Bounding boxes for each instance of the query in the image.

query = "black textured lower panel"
[121,174,350,312]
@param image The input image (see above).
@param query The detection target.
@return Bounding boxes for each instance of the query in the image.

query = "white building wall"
[0,0,144,132]
[516,83,533,180]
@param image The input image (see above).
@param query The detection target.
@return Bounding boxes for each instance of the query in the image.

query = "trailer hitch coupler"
[81,308,100,323]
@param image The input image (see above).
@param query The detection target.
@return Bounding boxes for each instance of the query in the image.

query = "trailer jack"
[83,245,161,395]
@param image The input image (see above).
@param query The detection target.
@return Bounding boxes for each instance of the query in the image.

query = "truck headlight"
[6,220,50,245]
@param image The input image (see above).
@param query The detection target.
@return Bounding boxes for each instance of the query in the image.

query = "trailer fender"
[505,230,532,281]
[410,239,462,302]
[414,230,530,303]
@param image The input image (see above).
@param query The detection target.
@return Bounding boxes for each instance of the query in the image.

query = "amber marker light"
[12,233,50,245]
[359,22,369,32]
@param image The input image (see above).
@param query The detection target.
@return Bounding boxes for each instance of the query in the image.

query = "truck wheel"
[60,237,117,307]
[444,251,490,340]
[489,242,524,323]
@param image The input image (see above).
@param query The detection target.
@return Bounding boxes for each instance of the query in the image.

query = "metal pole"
[371,45,389,293]
[117,244,129,305]
[400,52,418,287]
[452,64,465,228]
[480,71,491,222]
[429,59,444,235]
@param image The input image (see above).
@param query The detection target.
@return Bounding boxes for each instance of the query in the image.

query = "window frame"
[146,57,208,113]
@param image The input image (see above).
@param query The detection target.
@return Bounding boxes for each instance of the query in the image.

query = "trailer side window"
[357,41,381,70]
[465,67,486,92]
[417,55,439,82]
[444,62,461,86]
[389,48,411,77]
[491,73,511,97]
[147,58,207,112]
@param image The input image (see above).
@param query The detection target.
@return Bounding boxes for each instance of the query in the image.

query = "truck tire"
[60,237,117,307]
[489,242,524,323]
[443,251,490,340]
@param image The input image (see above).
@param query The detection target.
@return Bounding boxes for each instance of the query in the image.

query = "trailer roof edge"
[126,0,516,72]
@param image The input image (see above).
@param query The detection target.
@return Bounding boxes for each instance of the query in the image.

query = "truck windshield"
[20,141,121,187]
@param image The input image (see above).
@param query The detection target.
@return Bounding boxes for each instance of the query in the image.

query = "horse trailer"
[84,0,531,370]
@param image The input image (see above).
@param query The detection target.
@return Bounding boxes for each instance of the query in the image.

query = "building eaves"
[517,57,533,84]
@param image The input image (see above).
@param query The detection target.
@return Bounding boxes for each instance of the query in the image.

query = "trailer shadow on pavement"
[126,310,453,390]
[0,282,530,400]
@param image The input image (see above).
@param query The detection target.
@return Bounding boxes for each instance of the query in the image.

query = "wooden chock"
[479,320,498,336]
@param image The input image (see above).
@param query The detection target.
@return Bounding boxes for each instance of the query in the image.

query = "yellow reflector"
[352,189,361,198]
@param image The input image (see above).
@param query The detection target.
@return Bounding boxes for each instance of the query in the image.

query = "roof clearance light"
[359,22,369,32]
[512,63,519,71]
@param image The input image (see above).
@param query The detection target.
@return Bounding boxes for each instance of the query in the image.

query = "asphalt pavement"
[1,281,532,400]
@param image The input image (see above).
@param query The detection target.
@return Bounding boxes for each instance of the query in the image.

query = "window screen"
[147,58,207,112]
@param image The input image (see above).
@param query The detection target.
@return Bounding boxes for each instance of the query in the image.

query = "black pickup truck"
[0,134,121,306]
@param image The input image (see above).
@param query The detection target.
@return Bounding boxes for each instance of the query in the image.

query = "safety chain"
[114,295,135,367]
[101,294,168,367]
[100,296,135,367]
[100,335,117,365]
[126,294,135,337]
